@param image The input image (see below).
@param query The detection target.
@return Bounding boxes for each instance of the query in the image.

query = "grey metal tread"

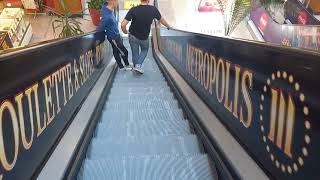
[111,82,168,88]
[87,135,203,158]
[78,154,216,180]
[100,109,185,122]
[107,92,174,101]
[110,86,171,94]
[95,118,192,137]
[104,99,179,110]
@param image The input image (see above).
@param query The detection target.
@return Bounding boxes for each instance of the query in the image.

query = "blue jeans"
[129,34,149,66]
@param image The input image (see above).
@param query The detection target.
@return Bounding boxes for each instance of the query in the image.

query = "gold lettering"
[209,55,217,95]
[66,63,74,100]
[224,61,233,112]
[33,83,46,137]
[268,89,295,158]
[198,50,204,83]
[15,91,33,150]
[233,65,241,119]
[60,66,68,106]
[42,76,55,125]
[204,53,210,90]
[0,101,19,171]
[74,60,80,92]
[240,70,253,128]
[216,59,225,103]
[52,70,62,113]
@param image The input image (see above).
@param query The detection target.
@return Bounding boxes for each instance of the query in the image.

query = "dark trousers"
[108,36,129,68]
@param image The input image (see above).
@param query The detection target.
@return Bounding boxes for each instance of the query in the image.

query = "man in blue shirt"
[97,0,131,70]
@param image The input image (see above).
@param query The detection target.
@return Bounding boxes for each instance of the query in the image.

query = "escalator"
[76,42,218,179]
[0,15,319,180]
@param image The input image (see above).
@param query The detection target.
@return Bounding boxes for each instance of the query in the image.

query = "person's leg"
[129,34,140,67]
[108,38,124,68]
[137,39,149,65]
[113,36,130,66]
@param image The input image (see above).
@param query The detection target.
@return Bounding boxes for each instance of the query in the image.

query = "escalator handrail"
[0,31,97,59]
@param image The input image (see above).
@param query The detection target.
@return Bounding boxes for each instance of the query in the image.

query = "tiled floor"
[26,13,96,44]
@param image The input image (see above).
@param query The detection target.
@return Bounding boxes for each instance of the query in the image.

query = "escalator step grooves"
[77,42,216,180]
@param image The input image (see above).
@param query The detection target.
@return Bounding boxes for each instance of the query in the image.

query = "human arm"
[121,9,133,34]
[121,19,129,34]
[154,7,172,30]
[159,17,172,30]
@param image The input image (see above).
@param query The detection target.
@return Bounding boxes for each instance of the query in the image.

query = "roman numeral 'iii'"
[268,89,295,158]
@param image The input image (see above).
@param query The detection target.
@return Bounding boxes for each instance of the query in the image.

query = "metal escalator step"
[107,92,174,101]
[87,135,202,158]
[78,155,216,180]
[96,118,191,137]
[114,74,164,82]
[110,86,171,94]
[104,99,179,110]
[100,109,185,122]
[112,82,168,88]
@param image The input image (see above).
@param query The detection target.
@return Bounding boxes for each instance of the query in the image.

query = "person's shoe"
[134,64,144,74]
[124,65,132,71]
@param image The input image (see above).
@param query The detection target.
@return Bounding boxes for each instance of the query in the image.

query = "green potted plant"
[88,0,105,26]
[260,0,285,24]
[46,0,85,38]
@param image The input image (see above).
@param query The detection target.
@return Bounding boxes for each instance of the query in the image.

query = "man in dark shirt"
[121,0,171,74]
[97,0,131,71]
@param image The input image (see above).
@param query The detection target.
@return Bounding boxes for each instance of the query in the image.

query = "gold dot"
[303,107,309,115]
[283,72,287,78]
[263,136,267,142]
[300,93,305,102]
[295,83,300,91]
[266,145,270,152]
[261,126,265,132]
[276,161,280,168]
[289,75,294,83]
[277,71,281,78]
[298,157,304,166]
[293,163,298,172]
[281,164,286,172]
[305,121,311,130]
[303,147,308,156]
[271,154,274,161]
[305,135,311,144]
[272,74,275,80]
[260,105,263,111]
[260,115,263,121]
[264,86,267,92]
[261,95,264,101]
[287,166,292,174]
[267,79,271,85]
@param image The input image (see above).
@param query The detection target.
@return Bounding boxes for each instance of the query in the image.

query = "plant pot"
[89,8,101,26]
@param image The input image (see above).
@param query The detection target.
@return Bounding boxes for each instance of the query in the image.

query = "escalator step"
[104,99,179,110]
[107,92,174,101]
[100,109,185,122]
[114,75,165,82]
[87,135,203,158]
[96,118,191,137]
[110,86,171,94]
[112,82,168,88]
[78,155,216,180]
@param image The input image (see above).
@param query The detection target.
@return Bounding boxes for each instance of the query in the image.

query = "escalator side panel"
[155,26,320,180]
